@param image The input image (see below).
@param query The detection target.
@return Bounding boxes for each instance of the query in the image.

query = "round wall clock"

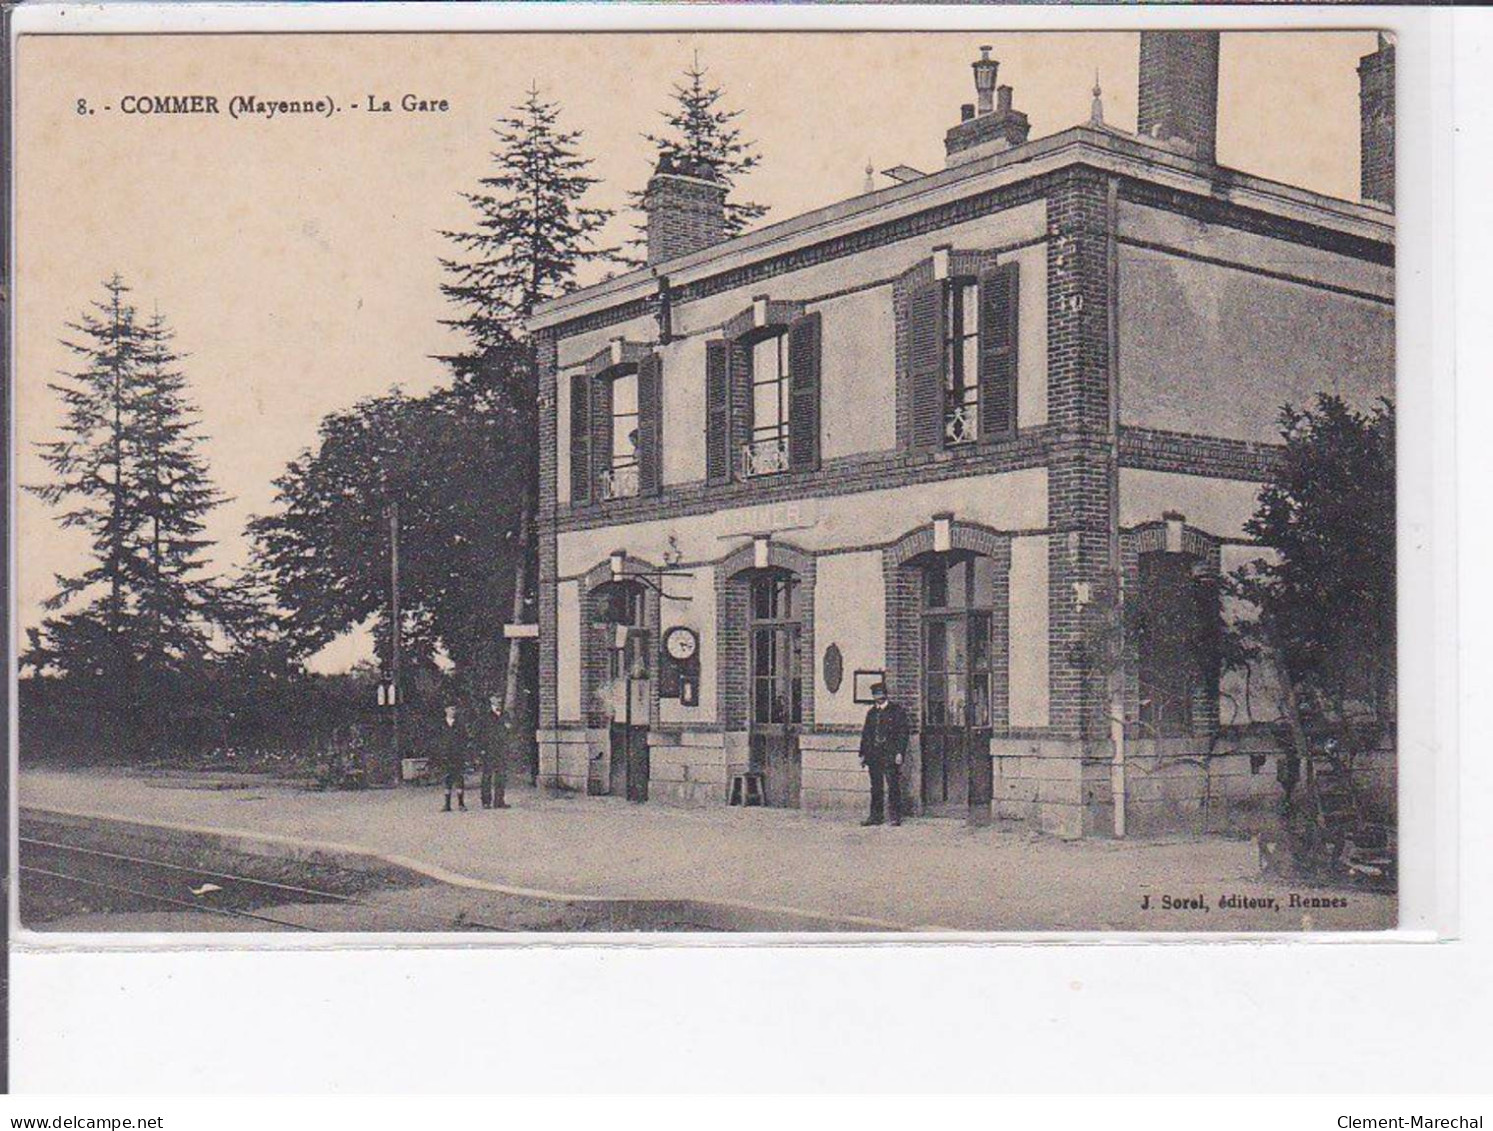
[664,626,699,662]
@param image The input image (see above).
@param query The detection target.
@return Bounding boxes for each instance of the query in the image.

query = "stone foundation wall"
[991,736,1087,839]
[537,726,598,794]
[799,731,869,813]
[1077,735,1397,837]
[540,725,1395,840]
[647,729,729,805]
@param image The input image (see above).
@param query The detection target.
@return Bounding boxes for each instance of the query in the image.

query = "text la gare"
[366,93,449,113]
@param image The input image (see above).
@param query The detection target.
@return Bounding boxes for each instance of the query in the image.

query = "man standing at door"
[859,681,909,826]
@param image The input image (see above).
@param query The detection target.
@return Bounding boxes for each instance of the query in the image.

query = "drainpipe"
[1106,177,1126,839]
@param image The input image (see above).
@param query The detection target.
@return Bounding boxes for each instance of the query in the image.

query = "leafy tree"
[630,53,766,250]
[247,379,524,690]
[1224,395,1396,770]
[26,277,224,697]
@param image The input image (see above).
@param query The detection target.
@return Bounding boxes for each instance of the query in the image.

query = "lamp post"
[607,551,694,802]
[384,502,402,786]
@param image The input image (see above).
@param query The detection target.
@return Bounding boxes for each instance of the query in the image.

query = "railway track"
[18,831,521,933]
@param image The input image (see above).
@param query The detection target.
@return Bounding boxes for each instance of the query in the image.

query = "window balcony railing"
[945,400,978,445]
[742,436,790,478]
[600,463,640,500]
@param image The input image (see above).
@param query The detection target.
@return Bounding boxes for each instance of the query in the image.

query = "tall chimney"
[1137,30,1220,164]
[945,46,1030,167]
[644,154,728,266]
[1358,34,1395,209]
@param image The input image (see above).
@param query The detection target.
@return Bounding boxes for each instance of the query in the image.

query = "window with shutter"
[705,339,731,483]
[943,278,980,445]
[745,332,790,477]
[589,369,613,501]
[607,367,639,499]
[978,260,1019,441]
[729,337,753,481]
[569,371,591,504]
[637,353,663,496]
[788,312,821,471]
[908,277,946,450]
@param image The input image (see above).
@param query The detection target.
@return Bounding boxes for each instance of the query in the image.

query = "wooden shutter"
[978,260,1019,440]
[705,340,731,484]
[590,369,613,500]
[730,338,753,480]
[569,372,591,504]
[637,353,663,496]
[908,277,946,450]
[787,313,822,471]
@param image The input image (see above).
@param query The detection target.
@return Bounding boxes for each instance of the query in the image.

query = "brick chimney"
[1137,31,1220,164]
[945,46,1031,167]
[644,154,728,266]
[1358,34,1395,209]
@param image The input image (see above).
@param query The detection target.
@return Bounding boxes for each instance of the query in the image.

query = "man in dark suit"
[858,681,909,826]
[439,703,467,812]
[478,693,510,810]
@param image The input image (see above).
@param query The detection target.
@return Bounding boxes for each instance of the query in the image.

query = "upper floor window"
[568,347,662,506]
[604,366,641,500]
[706,308,822,486]
[898,254,1020,452]
[747,332,791,477]
[944,279,981,445]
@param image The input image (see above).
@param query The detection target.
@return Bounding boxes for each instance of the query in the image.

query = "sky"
[12,30,1380,672]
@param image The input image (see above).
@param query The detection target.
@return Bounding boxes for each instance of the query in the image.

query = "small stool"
[728,771,766,807]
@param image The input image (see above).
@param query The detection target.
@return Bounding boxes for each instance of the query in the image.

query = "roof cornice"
[529,125,1394,334]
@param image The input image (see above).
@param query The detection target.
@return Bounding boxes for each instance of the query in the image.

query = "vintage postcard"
[11,23,1399,937]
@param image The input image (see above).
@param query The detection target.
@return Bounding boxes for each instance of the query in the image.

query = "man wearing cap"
[858,681,909,826]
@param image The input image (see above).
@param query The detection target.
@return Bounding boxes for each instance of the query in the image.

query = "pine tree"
[26,277,224,696]
[132,308,227,667]
[439,84,617,357]
[630,53,767,249]
[436,86,617,736]
[28,275,148,685]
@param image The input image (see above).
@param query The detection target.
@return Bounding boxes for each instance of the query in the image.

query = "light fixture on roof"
[973,45,998,116]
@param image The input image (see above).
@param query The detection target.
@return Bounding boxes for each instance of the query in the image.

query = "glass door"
[748,572,802,808]
[920,556,995,812]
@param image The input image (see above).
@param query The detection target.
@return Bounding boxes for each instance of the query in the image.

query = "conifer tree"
[439,84,617,357]
[27,277,224,698]
[630,53,767,249]
[132,308,227,666]
[434,87,616,729]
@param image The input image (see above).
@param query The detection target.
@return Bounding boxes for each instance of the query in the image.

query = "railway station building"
[527,32,1395,837]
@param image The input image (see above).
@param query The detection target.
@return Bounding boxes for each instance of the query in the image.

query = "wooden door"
[920,557,996,815]
[608,722,649,802]
[748,578,803,808]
